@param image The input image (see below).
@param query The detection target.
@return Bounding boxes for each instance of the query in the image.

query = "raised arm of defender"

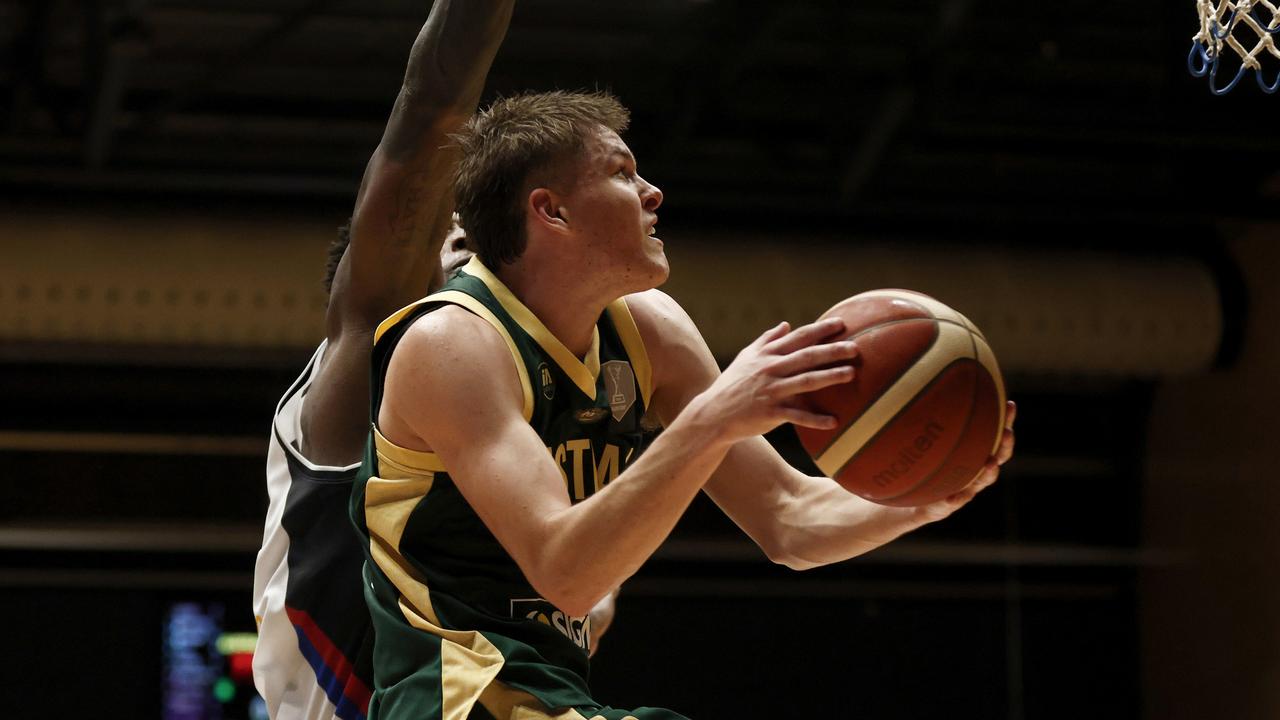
[376,303,859,617]
[342,0,515,318]
[303,0,514,464]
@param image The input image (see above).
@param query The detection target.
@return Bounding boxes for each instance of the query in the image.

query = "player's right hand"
[687,317,858,443]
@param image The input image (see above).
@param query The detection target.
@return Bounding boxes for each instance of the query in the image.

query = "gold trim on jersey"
[374,427,447,473]
[461,257,602,398]
[365,448,509,719]
[374,288,536,423]
[441,638,506,720]
[376,298,429,345]
[605,297,653,409]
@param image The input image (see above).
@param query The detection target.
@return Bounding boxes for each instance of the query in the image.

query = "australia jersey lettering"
[350,256,658,717]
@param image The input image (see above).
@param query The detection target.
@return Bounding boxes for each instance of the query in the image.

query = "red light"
[229,652,255,684]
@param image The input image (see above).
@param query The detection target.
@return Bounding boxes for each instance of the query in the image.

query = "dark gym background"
[1,1,1275,718]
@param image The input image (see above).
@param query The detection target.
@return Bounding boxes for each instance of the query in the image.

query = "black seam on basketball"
[812,315,943,458]
[829,355,980,500]
[874,331,986,504]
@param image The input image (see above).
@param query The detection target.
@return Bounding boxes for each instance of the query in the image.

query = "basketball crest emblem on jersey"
[538,362,554,399]
[575,407,608,423]
[602,361,636,422]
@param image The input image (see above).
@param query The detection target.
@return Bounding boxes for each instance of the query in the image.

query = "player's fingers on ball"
[780,406,839,429]
[1005,400,1017,429]
[938,466,995,506]
[766,317,845,354]
[753,321,791,347]
[997,428,1015,464]
[773,365,854,396]
[974,460,1000,487]
[771,340,857,376]
[977,464,999,489]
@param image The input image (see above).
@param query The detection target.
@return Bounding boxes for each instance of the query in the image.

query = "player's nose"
[639,175,663,211]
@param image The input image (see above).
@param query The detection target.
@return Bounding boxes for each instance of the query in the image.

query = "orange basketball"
[796,289,1006,506]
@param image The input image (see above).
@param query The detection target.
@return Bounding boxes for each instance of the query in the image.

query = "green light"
[213,677,236,704]
[216,632,258,656]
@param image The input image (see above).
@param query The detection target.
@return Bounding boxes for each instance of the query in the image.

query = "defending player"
[251,3,516,719]
[352,92,1017,718]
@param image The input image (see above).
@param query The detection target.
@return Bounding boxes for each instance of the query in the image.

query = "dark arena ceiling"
[0,0,1275,242]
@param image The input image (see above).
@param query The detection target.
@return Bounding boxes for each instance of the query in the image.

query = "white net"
[1190,0,1280,93]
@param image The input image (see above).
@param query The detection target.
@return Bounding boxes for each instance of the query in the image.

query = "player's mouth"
[646,216,660,242]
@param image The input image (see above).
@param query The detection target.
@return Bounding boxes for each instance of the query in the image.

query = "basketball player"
[251,3,520,719]
[351,92,1017,718]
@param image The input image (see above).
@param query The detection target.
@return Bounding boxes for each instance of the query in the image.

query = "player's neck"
[494,261,609,359]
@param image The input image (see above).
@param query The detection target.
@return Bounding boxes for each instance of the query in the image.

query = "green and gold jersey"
[350,256,664,719]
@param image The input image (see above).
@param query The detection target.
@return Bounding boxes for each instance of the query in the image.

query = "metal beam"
[6,0,50,134]
[127,0,341,136]
[0,431,264,456]
[84,0,151,168]
[839,0,974,200]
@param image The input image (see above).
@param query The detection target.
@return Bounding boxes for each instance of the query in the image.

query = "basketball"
[796,289,1006,506]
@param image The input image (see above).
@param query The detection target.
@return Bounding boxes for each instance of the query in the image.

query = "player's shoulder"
[619,289,699,339]
[391,302,511,373]
[381,301,527,425]
[618,289,714,387]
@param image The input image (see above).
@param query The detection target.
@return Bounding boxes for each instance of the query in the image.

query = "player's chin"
[643,252,671,287]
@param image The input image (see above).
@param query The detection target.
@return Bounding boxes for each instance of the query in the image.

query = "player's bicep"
[625,290,721,427]
[701,435,815,559]
[626,290,815,562]
[379,309,573,577]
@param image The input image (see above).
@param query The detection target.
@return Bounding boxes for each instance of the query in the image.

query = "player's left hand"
[913,400,1016,523]
[587,589,618,658]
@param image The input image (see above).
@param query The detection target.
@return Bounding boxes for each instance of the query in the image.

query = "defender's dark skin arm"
[302,1,515,465]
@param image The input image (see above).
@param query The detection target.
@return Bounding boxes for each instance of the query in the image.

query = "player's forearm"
[769,476,927,570]
[530,398,733,616]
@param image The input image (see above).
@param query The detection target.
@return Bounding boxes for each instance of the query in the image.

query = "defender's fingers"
[772,365,855,397]
[771,340,859,376]
[765,317,846,354]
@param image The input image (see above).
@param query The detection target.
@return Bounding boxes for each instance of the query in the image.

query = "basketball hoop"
[1188,0,1280,94]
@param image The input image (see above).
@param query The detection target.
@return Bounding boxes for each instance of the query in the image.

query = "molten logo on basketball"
[871,421,945,488]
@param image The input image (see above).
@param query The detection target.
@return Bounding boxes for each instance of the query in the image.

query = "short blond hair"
[453,90,630,266]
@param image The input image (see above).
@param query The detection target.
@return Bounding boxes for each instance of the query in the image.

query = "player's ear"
[529,188,569,232]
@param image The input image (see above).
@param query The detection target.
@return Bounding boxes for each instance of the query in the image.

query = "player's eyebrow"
[604,146,636,166]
